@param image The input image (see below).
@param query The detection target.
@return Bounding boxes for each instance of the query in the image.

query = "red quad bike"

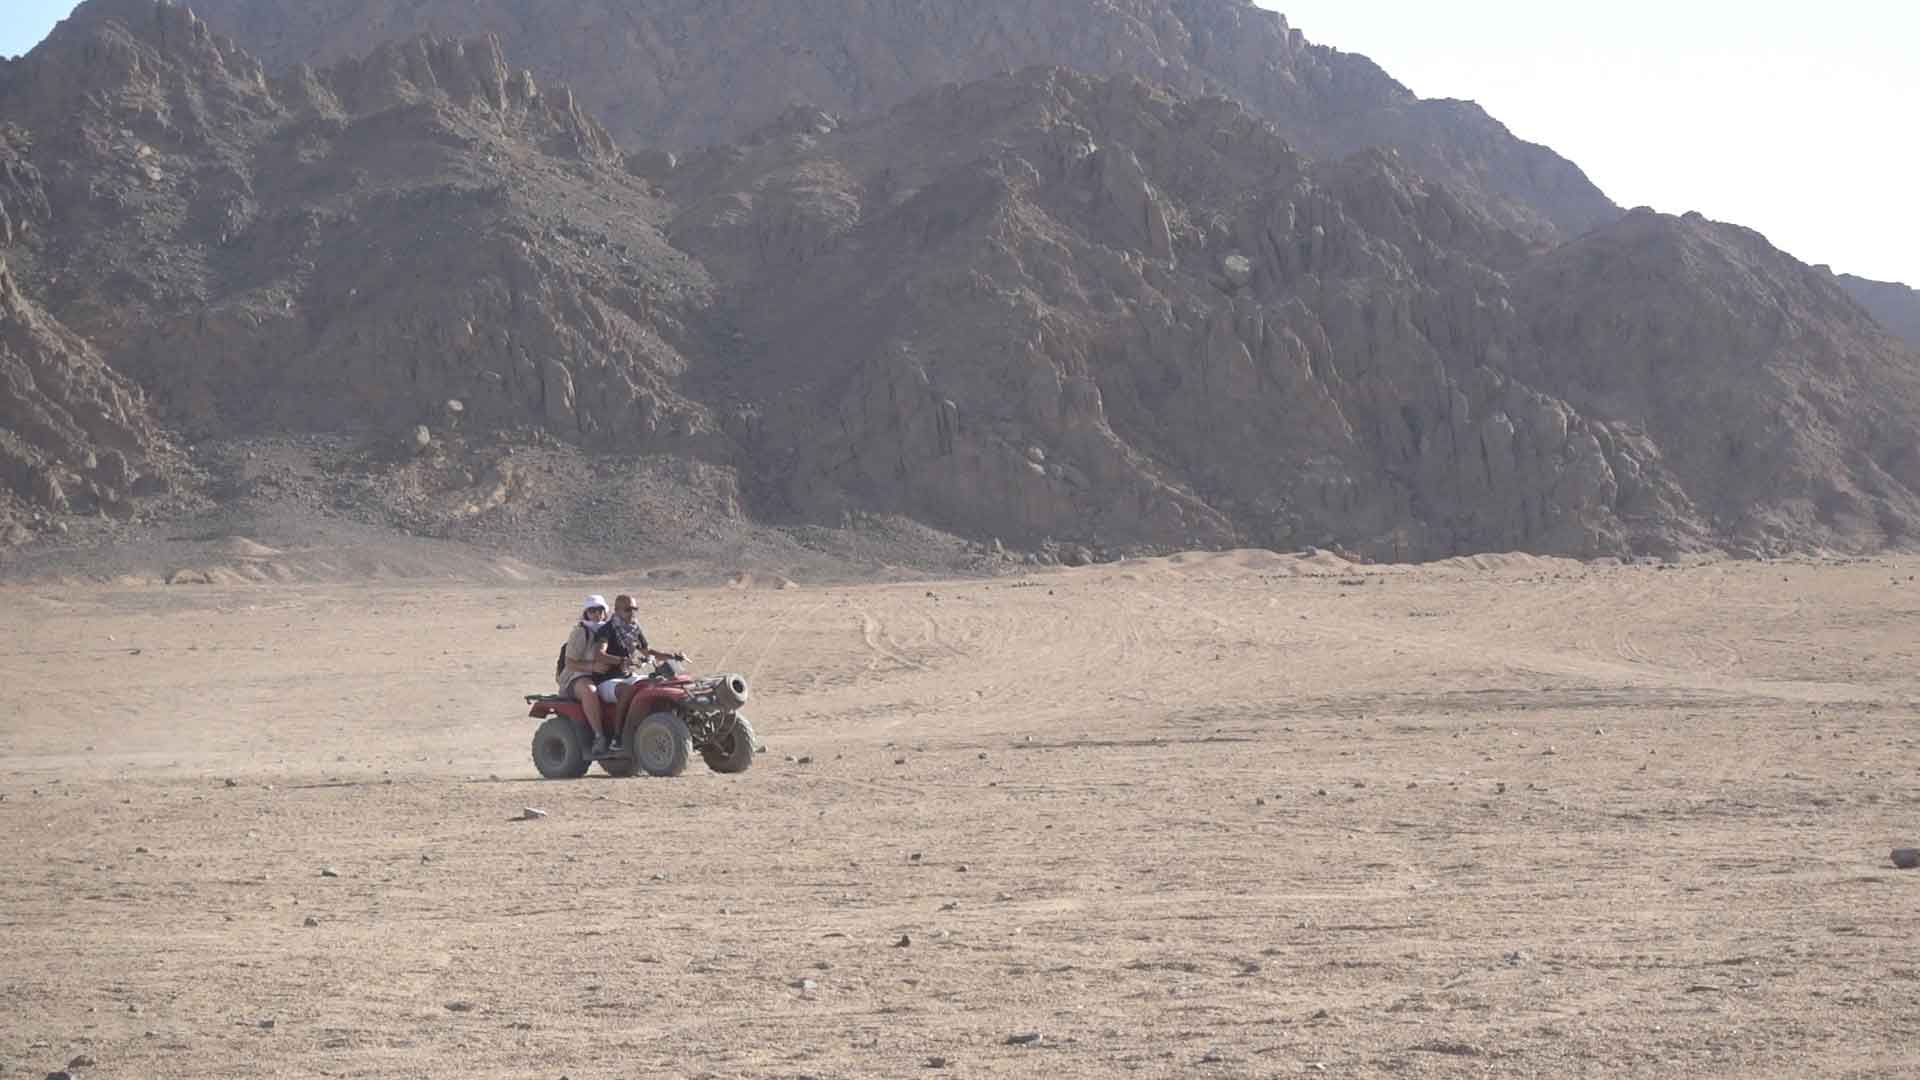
[524,660,759,779]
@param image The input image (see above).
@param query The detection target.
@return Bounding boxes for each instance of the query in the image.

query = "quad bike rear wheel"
[633,711,692,777]
[701,713,757,774]
[532,715,591,779]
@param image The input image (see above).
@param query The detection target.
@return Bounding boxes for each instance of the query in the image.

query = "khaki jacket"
[557,623,599,692]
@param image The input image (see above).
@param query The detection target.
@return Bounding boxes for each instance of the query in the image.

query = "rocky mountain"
[3,0,1918,568]
[1835,273,1920,350]
[172,0,1618,244]
[657,72,1920,557]
[1,115,186,543]
[0,250,184,542]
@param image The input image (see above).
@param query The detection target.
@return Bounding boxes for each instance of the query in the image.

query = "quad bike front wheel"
[701,713,757,774]
[532,715,591,779]
[633,711,693,777]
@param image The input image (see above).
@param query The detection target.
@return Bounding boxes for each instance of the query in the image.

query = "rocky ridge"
[1835,273,1920,351]
[172,0,1618,244]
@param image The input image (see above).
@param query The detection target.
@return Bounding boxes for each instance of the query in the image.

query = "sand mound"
[212,536,284,559]
[727,571,800,590]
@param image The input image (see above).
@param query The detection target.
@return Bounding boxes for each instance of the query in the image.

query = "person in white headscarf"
[557,594,615,758]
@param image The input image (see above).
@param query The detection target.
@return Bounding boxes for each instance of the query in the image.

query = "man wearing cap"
[558,594,616,758]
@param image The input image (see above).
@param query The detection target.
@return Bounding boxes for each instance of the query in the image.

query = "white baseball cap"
[582,594,609,613]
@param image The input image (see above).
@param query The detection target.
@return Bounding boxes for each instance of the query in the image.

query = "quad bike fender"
[526,695,582,721]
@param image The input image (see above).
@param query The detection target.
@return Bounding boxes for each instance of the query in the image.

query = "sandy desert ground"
[2,550,1918,1078]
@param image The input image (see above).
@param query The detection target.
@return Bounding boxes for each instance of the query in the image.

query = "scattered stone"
[1542,745,1559,756]
[258,1018,276,1030]
[894,757,907,765]
[46,1072,73,1080]
[1893,848,1919,870]
[134,846,149,854]
[791,978,818,991]
[939,901,959,911]
[319,867,339,878]
[303,916,320,928]
[894,934,912,948]
[411,425,432,453]
[955,863,969,872]
[1255,797,1267,806]
[797,755,814,764]
[223,778,238,788]
[995,892,1014,902]
[494,623,516,631]
[1412,1040,1485,1058]
[1200,1047,1225,1063]
[1221,252,1253,286]
[65,1056,96,1070]
[1005,1032,1041,1045]
[522,807,548,820]
[445,1001,476,1012]
[909,852,923,862]
[924,1056,949,1069]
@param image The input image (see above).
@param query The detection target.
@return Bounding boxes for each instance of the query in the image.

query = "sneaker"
[608,740,624,754]
[589,737,611,759]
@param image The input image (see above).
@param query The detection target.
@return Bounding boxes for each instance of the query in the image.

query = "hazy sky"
[3,0,1915,284]
[1261,1,1919,285]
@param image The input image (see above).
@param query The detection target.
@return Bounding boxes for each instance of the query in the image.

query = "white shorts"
[596,676,641,703]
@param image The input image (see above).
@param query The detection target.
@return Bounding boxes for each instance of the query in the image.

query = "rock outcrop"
[1835,272,1920,351]
[1517,213,1920,550]
[173,0,1619,243]
[1,1,713,450]
[0,252,177,536]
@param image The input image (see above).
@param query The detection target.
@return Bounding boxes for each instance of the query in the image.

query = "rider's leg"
[573,679,607,754]
[597,678,633,748]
